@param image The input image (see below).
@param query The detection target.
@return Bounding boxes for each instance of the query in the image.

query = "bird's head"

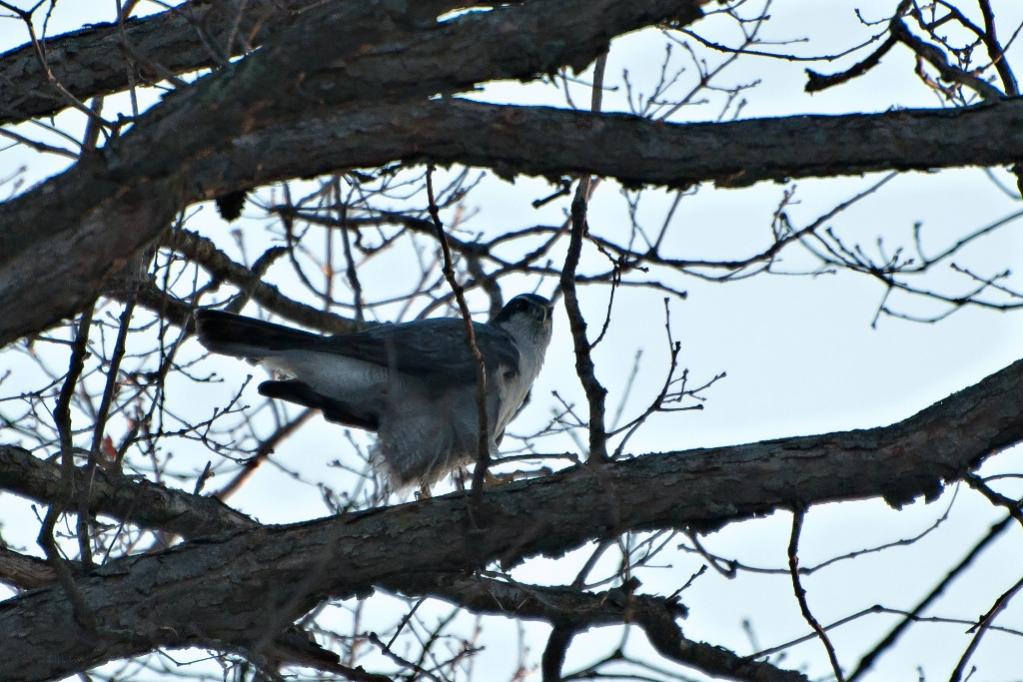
[493,293,554,349]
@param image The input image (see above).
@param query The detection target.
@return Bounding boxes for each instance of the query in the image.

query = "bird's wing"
[196,310,520,382]
[323,319,520,382]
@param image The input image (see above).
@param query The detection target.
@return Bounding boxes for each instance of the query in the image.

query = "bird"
[194,294,553,487]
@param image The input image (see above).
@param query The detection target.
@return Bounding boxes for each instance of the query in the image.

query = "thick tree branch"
[0,0,706,347]
[9,93,1023,347]
[0,0,309,126]
[211,96,1023,192]
[413,574,806,682]
[0,445,255,538]
[0,550,802,682]
[2,356,1022,679]
[0,0,528,127]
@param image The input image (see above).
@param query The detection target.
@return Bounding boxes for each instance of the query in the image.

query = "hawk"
[194,294,553,486]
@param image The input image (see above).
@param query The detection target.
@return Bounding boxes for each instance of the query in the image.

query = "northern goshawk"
[194,294,553,486]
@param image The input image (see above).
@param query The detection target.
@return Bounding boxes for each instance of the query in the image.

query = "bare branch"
[949,573,1023,681]
[3,356,1023,678]
[848,513,1017,680]
[0,0,708,345]
[787,509,844,681]
[0,444,256,538]
[425,166,491,497]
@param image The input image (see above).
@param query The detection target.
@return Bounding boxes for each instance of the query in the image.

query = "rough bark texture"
[0,0,511,126]
[0,0,706,347]
[190,96,1023,200]
[2,356,1021,680]
[0,446,255,537]
[7,92,1023,348]
[0,0,309,126]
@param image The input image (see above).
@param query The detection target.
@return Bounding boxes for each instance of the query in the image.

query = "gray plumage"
[194,294,553,486]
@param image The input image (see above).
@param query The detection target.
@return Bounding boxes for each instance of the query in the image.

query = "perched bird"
[194,294,553,487]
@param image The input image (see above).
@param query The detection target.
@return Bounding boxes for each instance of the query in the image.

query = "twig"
[805,35,897,92]
[892,16,1003,102]
[367,632,445,682]
[85,298,136,568]
[949,574,1023,681]
[386,598,425,649]
[560,52,610,463]
[213,409,315,500]
[678,485,959,577]
[977,0,1019,96]
[572,539,614,588]
[336,182,366,323]
[750,603,1023,661]
[40,305,97,632]
[0,127,77,158]
[425,166,491,498]
[787,509,843,681]
[965,473,1023,527]
[848,512,1015,680]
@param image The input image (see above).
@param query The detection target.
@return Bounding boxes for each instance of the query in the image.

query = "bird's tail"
[194,309,326,359]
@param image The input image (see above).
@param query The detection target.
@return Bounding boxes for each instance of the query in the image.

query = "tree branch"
[787,510,843,681]
[0,0,707,346]
[184,96,1023,207]
[412,574,806,682]
[2,356,1022,679]
[11,92,1023,347]
[560,53,610,463]
[165,228,358,334]
[0,545,65,591]
[0,0,487,126]
[0,445,255,538]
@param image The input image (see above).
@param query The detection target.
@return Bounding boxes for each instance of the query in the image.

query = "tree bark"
[2,355,1021,680]
[0,445,255,537]
[0,0,516,127]
[0,0,705,347]
[192,96,1023,198]
[7,92,1023,347]
[0,0,310,126]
